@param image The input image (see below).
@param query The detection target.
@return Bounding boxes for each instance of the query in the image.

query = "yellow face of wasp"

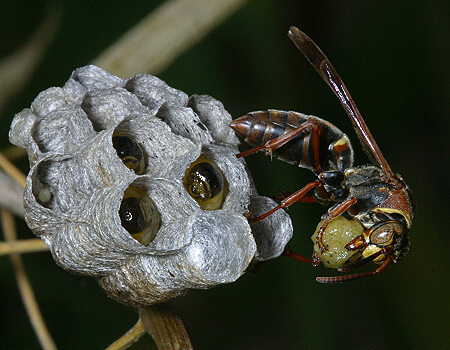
[361,220,405,263]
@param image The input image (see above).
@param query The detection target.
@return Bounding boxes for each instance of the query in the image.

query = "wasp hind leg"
[235,120,323,173]
[272,191,317,203]
[283,248,314,264]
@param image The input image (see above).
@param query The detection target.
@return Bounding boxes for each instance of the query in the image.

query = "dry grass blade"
[93,0,249,77]
[106,318,147,350]
[0,170,25,217]
[1,210,56,350]
[0,3,61,113]
[0,152,26,217]
[0,238,48,256]
[0,152,27,189]
[1,146,27,161]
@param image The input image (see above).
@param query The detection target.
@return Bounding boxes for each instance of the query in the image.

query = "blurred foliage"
[1,1,449,349]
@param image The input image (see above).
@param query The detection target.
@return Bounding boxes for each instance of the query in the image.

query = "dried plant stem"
[0,152,27,189]
[0,3,61,113]
[0,238,48,256]
[93,0,249,77]
[1,146,27,161]
[1,210,56,350]
[106,318,147,350]
[139,303,194,350]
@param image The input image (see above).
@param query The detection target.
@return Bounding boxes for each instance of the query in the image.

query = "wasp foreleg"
[315,197,358,252]
[248,180,322,223]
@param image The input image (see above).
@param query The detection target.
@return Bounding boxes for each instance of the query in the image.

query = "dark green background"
[1,1,448,349]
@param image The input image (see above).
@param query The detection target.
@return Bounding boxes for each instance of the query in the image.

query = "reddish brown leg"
[345,235,366,251]
[248,261,265,274]
[283,248,314,264]
[312,252,322,267]
[272,191,317,203]
[248,180,323,223]
[237,120,322,173]
[314,197,358,252]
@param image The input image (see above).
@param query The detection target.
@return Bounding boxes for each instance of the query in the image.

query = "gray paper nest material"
[9,65,293,307]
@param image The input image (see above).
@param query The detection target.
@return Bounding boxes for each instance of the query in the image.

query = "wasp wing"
[288,26,394,179]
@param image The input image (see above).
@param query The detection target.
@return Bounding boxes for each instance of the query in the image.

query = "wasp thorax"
[112,135,145,175]
[370,221,403,246]
[183,156,225,210]
[119,185,160,246]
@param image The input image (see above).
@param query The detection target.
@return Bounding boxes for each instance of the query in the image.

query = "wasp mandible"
[230,27,415,283]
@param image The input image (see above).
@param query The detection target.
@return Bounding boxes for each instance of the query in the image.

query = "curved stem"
[92,0,249,77]
[0,152,26,189]
[106,318,146,350]
[139,303,194,350]
[0,238,48,256]
[1,210,56,350]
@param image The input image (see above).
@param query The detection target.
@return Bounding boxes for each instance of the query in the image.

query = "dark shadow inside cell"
[113,122,149,175]
[80,96,105,132]
[31,160,58,209]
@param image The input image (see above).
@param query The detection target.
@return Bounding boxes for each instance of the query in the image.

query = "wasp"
[230,27,415,283]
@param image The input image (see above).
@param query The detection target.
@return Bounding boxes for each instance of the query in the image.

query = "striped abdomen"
[230,110,354,173]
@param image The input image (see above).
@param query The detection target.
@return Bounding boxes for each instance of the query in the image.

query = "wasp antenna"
[316,272,374,283]
[287,26,395,179]
[317,254,394,283]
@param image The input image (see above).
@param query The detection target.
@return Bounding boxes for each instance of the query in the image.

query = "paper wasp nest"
[9,65,292,307]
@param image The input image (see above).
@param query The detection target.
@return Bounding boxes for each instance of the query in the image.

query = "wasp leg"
[283,248,314,264]
[236,120,322,172]
[316,248,394,283]
[312,251,322,267]
[248,261,266,274]
[344,235,366,251]
[315,197,358,252]
[272,191,316,203]
[248,180,322,223]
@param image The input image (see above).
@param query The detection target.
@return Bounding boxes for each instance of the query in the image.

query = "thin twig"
[0,151,27,189]
[93,0,249,77]
[106,317,147,350]
[1,210,57,350]
[1,146,27,161]
[0,238,48,256]
[0,151,27,217]
[139,303,194,350]
[0,3,61,113]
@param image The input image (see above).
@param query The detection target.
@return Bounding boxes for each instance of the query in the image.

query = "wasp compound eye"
[119,186,160,246]
[370,221,403,246]
[112,135,145,175]
[183,156,226,210]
